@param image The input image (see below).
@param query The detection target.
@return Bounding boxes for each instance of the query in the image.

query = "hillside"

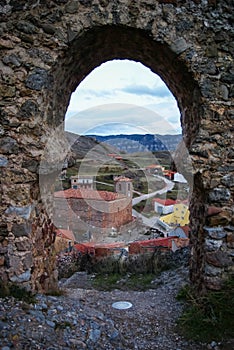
[65,131,116,166]
[88,134,182,153]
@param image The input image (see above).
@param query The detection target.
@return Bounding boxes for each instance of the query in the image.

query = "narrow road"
[132,176,174,205]
[132,176,174,228]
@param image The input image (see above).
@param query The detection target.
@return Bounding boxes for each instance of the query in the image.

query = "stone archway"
[0,1,233,292]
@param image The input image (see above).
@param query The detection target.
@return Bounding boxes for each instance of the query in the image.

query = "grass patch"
[0,280,36,303]
[92,273,157,291]
[177,278,234,342]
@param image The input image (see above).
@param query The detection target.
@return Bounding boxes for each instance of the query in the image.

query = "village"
[53,153,190,261]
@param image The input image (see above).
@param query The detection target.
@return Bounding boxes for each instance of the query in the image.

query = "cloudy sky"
[65,59,181,135]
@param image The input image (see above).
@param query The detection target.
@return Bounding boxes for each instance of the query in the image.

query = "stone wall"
[0,0,233,292]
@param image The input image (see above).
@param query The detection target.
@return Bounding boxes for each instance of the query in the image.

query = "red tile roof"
[54,188,125,201]
[153,198,176,206]
[146,164,162,169]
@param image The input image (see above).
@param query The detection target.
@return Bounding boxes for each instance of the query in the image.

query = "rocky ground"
[0,267,233,350]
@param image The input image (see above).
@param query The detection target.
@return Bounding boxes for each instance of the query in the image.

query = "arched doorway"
[40,25,202,291]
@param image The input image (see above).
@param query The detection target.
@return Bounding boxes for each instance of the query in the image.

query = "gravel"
[0,267,233,350]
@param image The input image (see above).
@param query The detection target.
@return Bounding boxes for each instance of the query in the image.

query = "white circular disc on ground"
[112,301,133,310]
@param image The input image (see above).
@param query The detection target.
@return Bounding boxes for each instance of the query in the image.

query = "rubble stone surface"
[2,267,233,350]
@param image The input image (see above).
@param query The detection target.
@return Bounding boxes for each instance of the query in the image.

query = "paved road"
[132,176,175,228]
[132,176,175,205]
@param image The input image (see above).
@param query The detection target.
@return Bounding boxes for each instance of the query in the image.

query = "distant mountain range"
[88,134,182,153]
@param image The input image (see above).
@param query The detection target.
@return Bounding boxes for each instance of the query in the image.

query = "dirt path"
[63,267,206,350]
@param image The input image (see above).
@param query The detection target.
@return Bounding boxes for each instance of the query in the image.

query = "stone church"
[53,176,133,234]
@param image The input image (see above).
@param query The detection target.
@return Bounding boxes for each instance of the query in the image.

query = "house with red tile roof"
[153,198,176,214]
[145,164,164,175]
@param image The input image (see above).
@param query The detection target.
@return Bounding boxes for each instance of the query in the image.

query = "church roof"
[54,188,125,201]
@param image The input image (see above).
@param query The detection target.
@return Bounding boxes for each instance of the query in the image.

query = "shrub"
[177,278,234,342]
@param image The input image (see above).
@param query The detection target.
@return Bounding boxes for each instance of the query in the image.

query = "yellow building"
[160,203,190,227]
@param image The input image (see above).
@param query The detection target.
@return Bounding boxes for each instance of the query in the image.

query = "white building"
[174,172,187,183]
[71,175,94,190]
[153,198,175,215]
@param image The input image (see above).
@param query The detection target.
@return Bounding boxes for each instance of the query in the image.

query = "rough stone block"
[204,226,227,240]
[25,68,52,91]
[0,136,18,154]
[206,251,232,268]
[205,238,223,251]
[9,270,31,283]
[208,188,231,203]
[12,222,32,237]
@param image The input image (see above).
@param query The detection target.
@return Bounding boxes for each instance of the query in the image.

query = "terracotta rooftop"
[54,188,125,201]
[153,198,176,206]
[146,164,163,169]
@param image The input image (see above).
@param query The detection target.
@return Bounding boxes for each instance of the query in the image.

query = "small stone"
[209,188,231,203]
[211,341,217,347]
[3,54,21,67]
[0,38,13,49]
[170,38,189,55]
[20,100,38,118]
[109,328,120,342]
[88,328,101,342]
[221,174,234,188]
[25,68,52,91]
[16,20,38,34]
[5,205,33,220]
[219,84,229,100]
[69,339,86,348]
[0,136,18,154]
[10,270,31,283]
[56,305,63,311]
[205,239,223,251]
[22,159,38,173]
[40,24,55,35]
[46,320,56,328]
[0,156,8,167]
[206,251,232,268]
[0,84,16,98]
[205,264,222,277]
[12,222,32,237]
[65,0,79,13]
[204,227,227,240]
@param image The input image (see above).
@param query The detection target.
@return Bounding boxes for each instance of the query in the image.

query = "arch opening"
[45,27,199,280]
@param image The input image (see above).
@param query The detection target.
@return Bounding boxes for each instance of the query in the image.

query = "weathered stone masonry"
[0,0,233,292]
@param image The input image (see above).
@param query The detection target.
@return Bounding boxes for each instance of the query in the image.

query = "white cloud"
[65,60,181,135]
